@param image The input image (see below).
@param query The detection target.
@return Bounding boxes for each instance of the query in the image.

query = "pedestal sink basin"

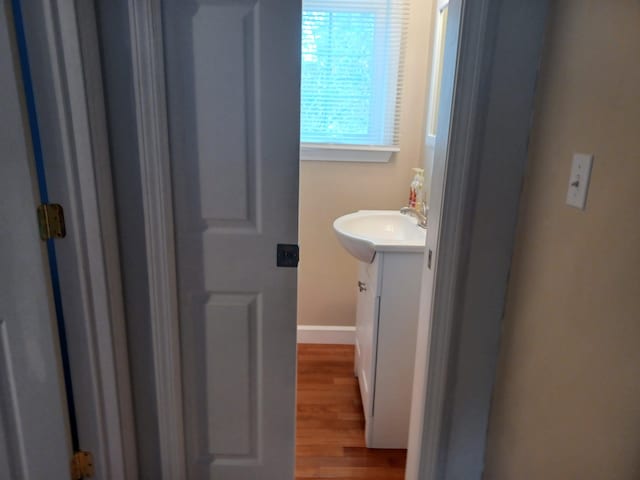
[333,210,427,263]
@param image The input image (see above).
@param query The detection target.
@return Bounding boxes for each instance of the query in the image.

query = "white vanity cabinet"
[354,251,423,449]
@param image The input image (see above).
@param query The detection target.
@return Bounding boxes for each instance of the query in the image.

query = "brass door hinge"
[37,203,66,240]
[71,450,94,479]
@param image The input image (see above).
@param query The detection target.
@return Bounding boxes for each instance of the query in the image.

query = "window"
[300,0,410,162]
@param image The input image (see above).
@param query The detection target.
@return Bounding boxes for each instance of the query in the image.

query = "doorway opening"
[91,0,550,477]
[294,0,452,477]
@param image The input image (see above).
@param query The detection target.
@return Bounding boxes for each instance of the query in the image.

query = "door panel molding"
[125,1,186,478]
[194,4,260,231]
[183,292,262,465]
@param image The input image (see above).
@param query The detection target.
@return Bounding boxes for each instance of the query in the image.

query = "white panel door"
[161,0,301,478]
[0,2,71,478]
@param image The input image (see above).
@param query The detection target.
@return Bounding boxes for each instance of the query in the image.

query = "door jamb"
[125,1,187,478]
[21,1,139,478]
[406,1,549,479]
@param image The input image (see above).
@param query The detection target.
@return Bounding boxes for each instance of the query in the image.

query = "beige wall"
[484,2,640,479]
[297,0,434,327]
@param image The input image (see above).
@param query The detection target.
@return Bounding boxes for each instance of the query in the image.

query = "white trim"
[127,1,186,478]
[425,2,448,139]
[297,326,356,345]
[22,2,138,478]
[406,0,550,479]
[300,143,398,162]
[407,0,486,476]
[68,3,139,477]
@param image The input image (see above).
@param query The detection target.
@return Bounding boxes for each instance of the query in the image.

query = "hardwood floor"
[296,344,407,479]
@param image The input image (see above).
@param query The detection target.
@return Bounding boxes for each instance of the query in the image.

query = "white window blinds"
[300,0,410,148]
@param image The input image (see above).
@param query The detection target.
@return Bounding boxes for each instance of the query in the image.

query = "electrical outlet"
[566,153,593,210]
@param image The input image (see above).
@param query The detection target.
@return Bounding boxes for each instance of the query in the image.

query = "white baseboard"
[297,325,355,345]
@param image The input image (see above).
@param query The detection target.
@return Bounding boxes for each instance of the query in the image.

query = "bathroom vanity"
[354,251,423,449]
[332,210,426,449]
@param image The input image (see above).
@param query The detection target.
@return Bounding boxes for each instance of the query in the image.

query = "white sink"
[333,210,426,263]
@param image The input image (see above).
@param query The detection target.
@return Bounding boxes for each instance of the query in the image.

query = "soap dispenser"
[408,168,425,208]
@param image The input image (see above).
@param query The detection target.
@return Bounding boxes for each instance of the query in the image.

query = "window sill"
[300,143,399,163]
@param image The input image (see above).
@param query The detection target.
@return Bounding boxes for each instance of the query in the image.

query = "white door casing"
[19,2,139,478]
[161,0,301,478]
[0,1,71,477]
[406,0,463,477]
[406,0,549,478]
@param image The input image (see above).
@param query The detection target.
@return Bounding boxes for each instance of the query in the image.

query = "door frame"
[119,1,550,480]
[18,1,138,478]
[120,1,186,477]
[406,1,549,479]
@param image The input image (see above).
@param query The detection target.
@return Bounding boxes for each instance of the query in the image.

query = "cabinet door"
[355,255,381,418]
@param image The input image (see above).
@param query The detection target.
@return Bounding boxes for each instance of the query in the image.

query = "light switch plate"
[566,153,593,210]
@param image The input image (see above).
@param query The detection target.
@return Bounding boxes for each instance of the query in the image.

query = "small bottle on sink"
[408,168,424,208]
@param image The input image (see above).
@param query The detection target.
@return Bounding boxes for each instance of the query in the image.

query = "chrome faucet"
[400,202,428,229]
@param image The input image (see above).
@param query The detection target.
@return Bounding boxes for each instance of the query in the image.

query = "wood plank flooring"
[296,344,407,479]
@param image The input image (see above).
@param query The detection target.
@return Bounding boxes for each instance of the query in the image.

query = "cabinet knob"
[358,281,367,292]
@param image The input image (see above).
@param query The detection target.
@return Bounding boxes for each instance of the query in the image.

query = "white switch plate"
[566,153,593,210]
